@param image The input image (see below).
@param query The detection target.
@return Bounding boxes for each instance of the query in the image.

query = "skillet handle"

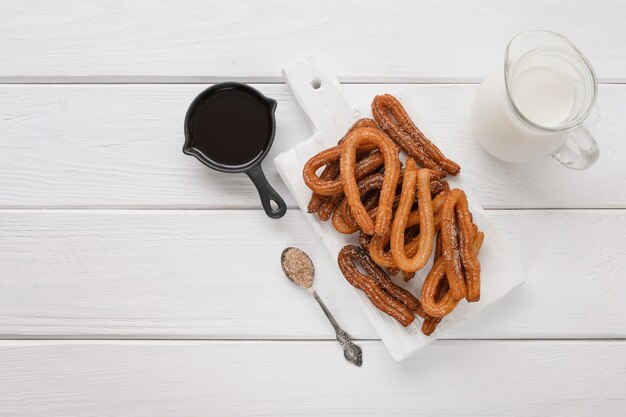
[246,164,287,219]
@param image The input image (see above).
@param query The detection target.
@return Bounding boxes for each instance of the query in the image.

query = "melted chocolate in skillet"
[189,88,272,167]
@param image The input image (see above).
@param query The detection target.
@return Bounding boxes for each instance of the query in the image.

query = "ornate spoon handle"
[310,287,363,366]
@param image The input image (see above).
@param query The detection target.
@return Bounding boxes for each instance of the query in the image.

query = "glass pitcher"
[471,30,599,169]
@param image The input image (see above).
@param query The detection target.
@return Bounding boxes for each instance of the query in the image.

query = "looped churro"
[421,231,484,317]
[303,145,384,196]
[420,257,458,318]
[455,193,482,302]
[390,159,435,272]
[307,119,379,214]
[340,127,400,236]
[337,245,418,327]
[438,188,483,302]
[440,189,469,300]
[369,191,446,270]
[372,94,460,176]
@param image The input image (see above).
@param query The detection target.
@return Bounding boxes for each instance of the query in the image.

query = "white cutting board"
[274,52,526,361]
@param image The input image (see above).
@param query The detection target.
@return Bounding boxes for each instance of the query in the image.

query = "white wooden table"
[1,1,625,416]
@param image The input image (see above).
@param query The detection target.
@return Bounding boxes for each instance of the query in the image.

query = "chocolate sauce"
[188,88,273,167]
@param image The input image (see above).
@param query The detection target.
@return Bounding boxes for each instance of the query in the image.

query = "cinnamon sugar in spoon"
[281,247,362,366]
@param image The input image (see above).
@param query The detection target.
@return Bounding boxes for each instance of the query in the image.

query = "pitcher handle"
[552,125,599,170]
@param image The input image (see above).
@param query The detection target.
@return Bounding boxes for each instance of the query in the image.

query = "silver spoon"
[281,247,362,367]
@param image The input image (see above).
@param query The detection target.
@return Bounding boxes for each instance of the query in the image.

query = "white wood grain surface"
[2,0,625,414]
[1,340,625,417]
[0,84,624,209]
[1,210,624,339]
[1,0,625,82]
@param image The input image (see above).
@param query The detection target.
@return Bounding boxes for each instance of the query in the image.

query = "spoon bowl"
[281,247,315,289]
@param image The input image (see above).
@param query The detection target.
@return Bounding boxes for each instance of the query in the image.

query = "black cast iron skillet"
[183,82,287,219]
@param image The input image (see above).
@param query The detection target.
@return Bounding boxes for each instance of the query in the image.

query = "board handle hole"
[311,78,322,89]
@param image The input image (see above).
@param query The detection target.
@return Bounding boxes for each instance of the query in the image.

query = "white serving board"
[274,52,525,361]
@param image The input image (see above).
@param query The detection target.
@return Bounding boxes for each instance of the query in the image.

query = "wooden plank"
[0,340,624,416]
[0,209,624,339]
[0,84,623,209]
[1,1,625,82]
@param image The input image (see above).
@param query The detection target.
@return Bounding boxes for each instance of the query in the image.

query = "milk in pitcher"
[472,50,579,164]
